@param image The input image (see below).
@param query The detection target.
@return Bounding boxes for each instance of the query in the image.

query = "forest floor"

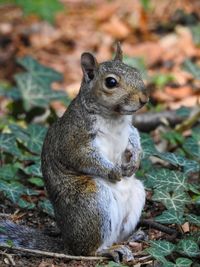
[0,0,200,266]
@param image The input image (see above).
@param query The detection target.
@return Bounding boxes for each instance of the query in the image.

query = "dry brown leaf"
[129,241,143,252]
[123,42,164,66]
[164,86,194,100]
[94,2,120,22]
[181,222,190,233]
[101,16,131,39]
[152,90,174,102]
[168,95,200,109]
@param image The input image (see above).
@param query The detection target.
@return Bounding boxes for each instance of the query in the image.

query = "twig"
[175,108,200,133]
[0,251,16,266]
[139,219,180,237]
[0,245,108,261]
[133,110,187,132]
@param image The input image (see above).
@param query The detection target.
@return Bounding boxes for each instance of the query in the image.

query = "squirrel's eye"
[105,77,118,88]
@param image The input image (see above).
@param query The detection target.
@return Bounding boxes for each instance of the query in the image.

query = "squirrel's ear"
[81,52,98,82]
[114,42,123,61]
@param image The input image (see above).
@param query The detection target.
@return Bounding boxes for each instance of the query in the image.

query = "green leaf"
[176,258,192,267]
[182,59,200,81]
[28,177,44,187]
[149,240,176,256]
[15,0,63,23]
[140,133,156,158]
[18,198,36,209]
[15,73,49,111]
[146,169,188,192]
[155,209,184,225]
[154,152,199,174]
[146,247,175,266]
[177,239,200,257]
[14,56,67,111]
[183,137,200,159]
[190,23,200,46]
[24,161,42,177]
[151,73,175,88]
[38,199,54,217]
[0,163,20,181]
[9,124,29,143]
[26,124,47,154]
[186,214,200,227]
[152,190,190,213]
[0,86,21,100]
[17,56,62,86]
[0,133,21,157]
[0,181,25,203]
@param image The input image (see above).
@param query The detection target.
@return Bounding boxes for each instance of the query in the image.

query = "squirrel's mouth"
[114,105,140,115]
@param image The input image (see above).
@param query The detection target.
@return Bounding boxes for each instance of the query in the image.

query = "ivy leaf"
[18,198,36,209]
[146,169,188,192]
[0,181,25,203]
[14,0,63,24]
[17,56,62,86]
[0,163,20,181]
[15,56,67,111]
[0,133,21,157]
[182,59,200,81]
[177,239,200,257]
[155,209,184,225]
[28,177,44,187]
[25,124,47,154]
[9,124,29,143]
[186,214,200,227]
[152,190,190,213]
[0,86,21,100]
[24,161,42,177]
[190,23,200,46]
[38,199,54,217]
[176,258,192,267]
[15,73,49,111]
[150,240,176,256]
[140,133,156,158]
[183,137,200,159]
[146,247,175,266]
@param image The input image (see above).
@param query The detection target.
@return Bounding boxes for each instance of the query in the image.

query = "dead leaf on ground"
[101,16,131,39]
[164,85,194,100]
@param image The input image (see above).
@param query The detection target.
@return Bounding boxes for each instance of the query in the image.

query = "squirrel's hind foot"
[97,244,134,263]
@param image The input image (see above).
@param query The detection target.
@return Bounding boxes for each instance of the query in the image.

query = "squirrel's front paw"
[121,149,140,177]
[108,165,122,182]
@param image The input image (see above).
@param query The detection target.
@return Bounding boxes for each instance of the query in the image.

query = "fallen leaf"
[164,86,194,100]
[181,222,190,233]
[101,16,131,39]
[168,95,200,109]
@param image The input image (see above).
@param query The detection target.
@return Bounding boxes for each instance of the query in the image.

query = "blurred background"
[0,1,200,266]
[0,0,200,115]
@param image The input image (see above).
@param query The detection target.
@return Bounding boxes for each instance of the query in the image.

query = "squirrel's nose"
[139,94,149,105]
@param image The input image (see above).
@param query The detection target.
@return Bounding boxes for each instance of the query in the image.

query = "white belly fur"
[95,115,145,250]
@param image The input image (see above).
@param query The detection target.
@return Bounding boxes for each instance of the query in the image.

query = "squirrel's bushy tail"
[0,220,64,252]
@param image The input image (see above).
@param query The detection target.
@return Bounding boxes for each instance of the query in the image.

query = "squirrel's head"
[80,43,149,115]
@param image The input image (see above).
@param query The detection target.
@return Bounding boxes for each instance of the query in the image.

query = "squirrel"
[0,43,149,262]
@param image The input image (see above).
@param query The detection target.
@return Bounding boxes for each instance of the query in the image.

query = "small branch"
[0,251,16,266]
[0,244,154,265]
[139,219,179,237]
[133,110,187,132]
[0,245,107,261]
[175,108,200,133]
